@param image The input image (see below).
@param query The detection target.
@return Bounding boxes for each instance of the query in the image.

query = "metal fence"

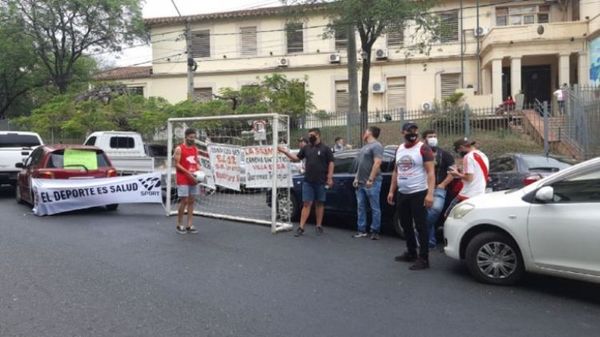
[294,106,521,150]
[564,85,600,159]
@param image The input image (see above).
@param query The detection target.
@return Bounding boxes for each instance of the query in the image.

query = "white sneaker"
[353,232,368,238]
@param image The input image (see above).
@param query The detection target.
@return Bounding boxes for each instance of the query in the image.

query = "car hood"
[462,189,527,210]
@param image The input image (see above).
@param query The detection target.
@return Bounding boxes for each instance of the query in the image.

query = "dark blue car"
[271,147,407,237]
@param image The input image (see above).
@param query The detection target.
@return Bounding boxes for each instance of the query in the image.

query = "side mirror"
[15,162,24,169]
[535,186,554,202]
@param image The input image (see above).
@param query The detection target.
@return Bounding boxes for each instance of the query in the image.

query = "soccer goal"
[165,113,294,233]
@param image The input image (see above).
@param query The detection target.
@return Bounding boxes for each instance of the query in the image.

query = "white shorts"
[177,184,199,197]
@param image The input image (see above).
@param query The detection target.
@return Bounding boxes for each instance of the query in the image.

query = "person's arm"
[450,156,475,182]
[278,145,301,162]
[424,161,435,208]
[387,168,398,205]
[438,152,455,189]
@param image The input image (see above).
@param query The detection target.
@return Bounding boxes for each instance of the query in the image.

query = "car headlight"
[450,203,475,219]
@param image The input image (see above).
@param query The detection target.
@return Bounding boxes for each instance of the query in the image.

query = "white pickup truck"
[0,131,44,187]
[84,131,154,175]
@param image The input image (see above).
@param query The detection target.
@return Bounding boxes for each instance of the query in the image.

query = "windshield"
[47,150,111,169]
[521,155,572,171]
[0,134,41,148]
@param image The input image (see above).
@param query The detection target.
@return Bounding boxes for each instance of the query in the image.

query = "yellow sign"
[64,149,98,170]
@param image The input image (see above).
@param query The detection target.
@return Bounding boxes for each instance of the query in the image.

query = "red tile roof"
[95,66,152,81]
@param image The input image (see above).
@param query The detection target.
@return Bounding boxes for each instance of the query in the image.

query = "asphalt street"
[1,186,600,337]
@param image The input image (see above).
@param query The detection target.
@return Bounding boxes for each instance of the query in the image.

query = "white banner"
[32,173,163,216]
[243,146,292,188]
[207,144,241,191]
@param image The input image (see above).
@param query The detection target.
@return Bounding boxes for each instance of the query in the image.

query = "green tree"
[282,0,438,125]
[5,0,145,93]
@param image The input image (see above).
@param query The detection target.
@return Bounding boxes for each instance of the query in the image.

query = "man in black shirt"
[279,128,334,237]
[421,129,455,247]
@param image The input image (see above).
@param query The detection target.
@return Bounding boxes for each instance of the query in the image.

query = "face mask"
[309,135,317,144]
[185,138,195,146]
[404,133,418,143]
[427,137,438,148]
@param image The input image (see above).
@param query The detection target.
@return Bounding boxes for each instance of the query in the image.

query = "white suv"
[0,131,44,187]
[444,157,600,286]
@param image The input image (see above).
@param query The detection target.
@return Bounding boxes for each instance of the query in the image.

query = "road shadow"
[0,185,15,199]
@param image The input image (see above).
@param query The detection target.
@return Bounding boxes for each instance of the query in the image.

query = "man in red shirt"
[173,128,200,234]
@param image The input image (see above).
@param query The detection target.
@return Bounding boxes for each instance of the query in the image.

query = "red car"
[15,144,118,209]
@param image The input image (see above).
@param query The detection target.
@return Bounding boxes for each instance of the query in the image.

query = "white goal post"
[165,113,293,234]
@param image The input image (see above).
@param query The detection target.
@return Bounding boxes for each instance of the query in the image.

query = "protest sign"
[243,146,292,188]
[207,144,242,191]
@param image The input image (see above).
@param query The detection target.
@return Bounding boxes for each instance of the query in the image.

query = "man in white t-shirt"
[446,138,489,213]
[553,84,567,114]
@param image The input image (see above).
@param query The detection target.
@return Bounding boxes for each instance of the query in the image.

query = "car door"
[22,147,45,202]
[325,156,356,214]
[527,168,600,276]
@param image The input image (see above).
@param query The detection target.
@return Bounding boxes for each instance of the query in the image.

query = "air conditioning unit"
[278,58,289,67]
[421,101,433,112]
[474,26,489,37]
[329,53,341,64]
[375,49,388,60]
[372,82,386,94]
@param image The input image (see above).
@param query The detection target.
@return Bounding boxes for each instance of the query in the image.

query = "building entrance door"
[521,65,551,106]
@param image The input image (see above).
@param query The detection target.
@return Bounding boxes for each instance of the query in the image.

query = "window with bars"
[192,29,210,58]
[386,77,407,110]
[496,5,550,26]
[194,87,213,103]
[439,11,459,43]
[335,81,349,113]
[286,23,304,54]
[441,73,461,99]
[127,86,144,96]
[240,26,257,56]
[387,25,404,48]
[335,28,348,51]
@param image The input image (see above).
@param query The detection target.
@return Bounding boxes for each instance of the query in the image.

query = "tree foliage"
[282,0,439,119]
[4,0,145,93]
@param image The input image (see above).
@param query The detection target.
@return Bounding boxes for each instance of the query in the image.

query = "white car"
[444,157,600,286]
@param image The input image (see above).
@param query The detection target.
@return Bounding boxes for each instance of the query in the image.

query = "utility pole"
[476,0,481,94]
[186,19,194,101]
[346,25,360,146]
[460,0,464,88]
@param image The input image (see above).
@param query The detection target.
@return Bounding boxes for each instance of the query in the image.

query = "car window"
[109,136,135,149]
[489,157,514,172]
[147,145,167,157]
[550,170,600,203]
[29,147,45,167]
[334,157,355,174]
[0,134,41,148]
[380,153,396,173]
[46,150,111,169]
[84,136,97,146]
[521,155,572,171]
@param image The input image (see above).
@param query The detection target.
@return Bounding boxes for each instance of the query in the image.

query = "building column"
[482,66,491,95]
[558,53,570,87]
[492,59,503,107]
[510,57,522,97]
[578,52,588,86]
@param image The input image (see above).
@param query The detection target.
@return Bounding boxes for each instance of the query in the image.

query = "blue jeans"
[426,188,447,246]
[356,177,382,234]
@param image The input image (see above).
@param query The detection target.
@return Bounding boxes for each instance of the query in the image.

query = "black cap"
[453,137,476,151]
[402,122,418,132]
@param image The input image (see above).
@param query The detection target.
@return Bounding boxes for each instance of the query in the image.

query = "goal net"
[164,113,294,233]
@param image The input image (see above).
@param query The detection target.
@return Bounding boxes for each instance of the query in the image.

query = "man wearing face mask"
[387,122,436,270]
[173,128,200,234]
[353,126,384,240]
[447,138,489,213]
[421,130,455,248]
[279,128,334,237]
[333,137,346,152]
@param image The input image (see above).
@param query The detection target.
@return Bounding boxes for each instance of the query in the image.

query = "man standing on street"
[422,129,455,248]
[173,128,200,234]
[279,128,334,237]
[387,122,435,270]
[447,138,489,211]
[353,126,384,240]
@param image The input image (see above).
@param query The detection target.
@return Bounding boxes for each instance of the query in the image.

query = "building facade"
[132,1,599,112]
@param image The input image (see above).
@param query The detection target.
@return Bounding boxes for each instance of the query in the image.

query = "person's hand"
[436,184,446,190]
[387,192,395,205]
[424,193,434,208]
[326,177,334,189]
[448,167,460,178]
[366,179,373,188]
[277,145,288,154]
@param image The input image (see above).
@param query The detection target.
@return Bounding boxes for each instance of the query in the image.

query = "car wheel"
[106,204,119,211]
[465,232,524,286]
[392,210,406,239]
